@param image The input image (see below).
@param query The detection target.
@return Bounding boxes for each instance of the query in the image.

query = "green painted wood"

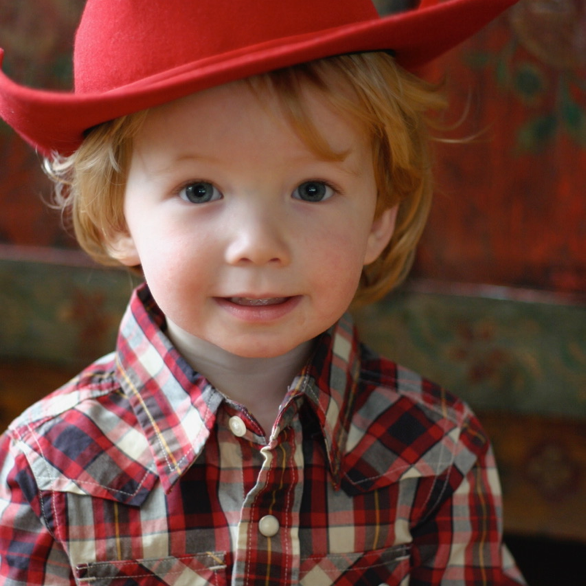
[0,257,138,369]
[355,289,586,419]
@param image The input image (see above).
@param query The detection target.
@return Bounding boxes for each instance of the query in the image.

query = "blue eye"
[179,182,221,204]
[293,181,334,202]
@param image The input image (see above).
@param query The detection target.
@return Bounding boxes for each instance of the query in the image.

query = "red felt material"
[0,0,518,156]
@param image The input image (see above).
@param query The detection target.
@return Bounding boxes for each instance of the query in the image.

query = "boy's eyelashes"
[292,181,335,202]
[178,181,221,204]
[176,180,338,204]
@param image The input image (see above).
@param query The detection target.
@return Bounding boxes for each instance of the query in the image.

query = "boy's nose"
[224,207,291,267]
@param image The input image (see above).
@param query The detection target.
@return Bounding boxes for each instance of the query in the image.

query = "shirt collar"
[288,314,360,489]
[116,284,360,492]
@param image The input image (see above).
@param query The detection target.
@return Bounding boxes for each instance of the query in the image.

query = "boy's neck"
[166,321,315,437]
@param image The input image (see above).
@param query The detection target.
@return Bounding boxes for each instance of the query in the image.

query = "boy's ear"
[106,231,141,267]
[364,206,398,266]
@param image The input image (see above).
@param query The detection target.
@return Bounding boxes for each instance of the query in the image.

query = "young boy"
[0,0,526,584]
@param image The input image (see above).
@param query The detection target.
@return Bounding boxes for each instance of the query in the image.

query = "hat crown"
[0,0,520,156]
[74,0,379,94]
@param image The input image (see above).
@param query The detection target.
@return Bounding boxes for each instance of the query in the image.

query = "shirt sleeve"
[0,431,74,586]
[408,411,527,585]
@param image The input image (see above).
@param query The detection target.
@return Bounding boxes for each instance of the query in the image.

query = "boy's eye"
[179,181,221,204]
[293,181,334,202]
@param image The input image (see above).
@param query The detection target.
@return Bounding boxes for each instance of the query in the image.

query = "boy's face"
[112,80,396,358]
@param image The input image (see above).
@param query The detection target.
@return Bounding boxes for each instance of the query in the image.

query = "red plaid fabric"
[0,285,525,585]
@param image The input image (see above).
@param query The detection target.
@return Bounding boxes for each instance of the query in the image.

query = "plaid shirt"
[0,285,524,585]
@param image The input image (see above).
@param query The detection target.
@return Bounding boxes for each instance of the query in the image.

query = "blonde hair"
[46,52,446,305]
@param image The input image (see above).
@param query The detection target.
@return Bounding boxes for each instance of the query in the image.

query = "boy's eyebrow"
[172,153,217,164]
[143,152,218,175]
[312,147,365,176]
[170,149,353,162]
[144,145,363,176]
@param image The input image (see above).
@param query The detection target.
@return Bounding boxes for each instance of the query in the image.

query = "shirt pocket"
[300,544,411,586]
[75,552,227,586]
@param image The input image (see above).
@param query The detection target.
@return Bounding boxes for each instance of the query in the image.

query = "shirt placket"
[231,413,304,586]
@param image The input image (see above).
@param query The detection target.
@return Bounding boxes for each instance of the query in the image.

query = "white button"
[258,515,280,537]
[228,416,247,437]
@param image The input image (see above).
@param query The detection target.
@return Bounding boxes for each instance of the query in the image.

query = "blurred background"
[0,1,585,583]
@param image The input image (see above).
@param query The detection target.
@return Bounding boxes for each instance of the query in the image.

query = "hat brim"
[0,0,517,156]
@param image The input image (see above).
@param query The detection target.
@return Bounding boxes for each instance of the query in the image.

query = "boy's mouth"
[228,297,289,306]
[216,296,301,321]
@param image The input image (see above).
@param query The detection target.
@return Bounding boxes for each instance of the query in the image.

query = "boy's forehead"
[142,75,365,147]
[131,79,367,172]
[150,69,355,115]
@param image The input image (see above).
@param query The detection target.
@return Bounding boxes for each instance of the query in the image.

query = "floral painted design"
[466,0,586,152]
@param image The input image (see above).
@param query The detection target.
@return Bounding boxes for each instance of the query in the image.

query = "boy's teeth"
[230,297,286,306]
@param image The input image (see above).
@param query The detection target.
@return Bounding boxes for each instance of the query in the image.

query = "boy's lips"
[215,295,301,321]
[228,297,288,306]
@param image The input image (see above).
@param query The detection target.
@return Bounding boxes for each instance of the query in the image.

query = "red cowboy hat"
[0,0,517,156]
